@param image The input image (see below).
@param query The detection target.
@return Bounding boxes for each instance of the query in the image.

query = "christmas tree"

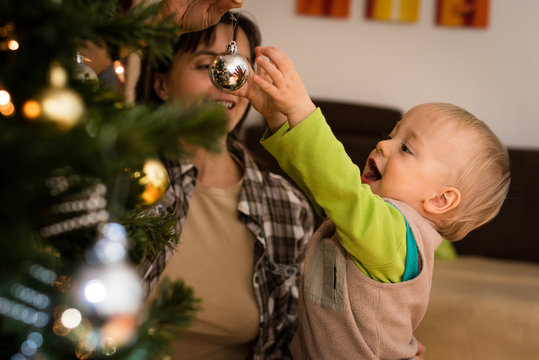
[0,0,228,358]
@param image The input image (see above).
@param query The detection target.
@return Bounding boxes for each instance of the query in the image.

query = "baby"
[240,45,511,359]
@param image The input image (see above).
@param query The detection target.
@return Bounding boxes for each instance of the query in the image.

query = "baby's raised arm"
[251,46,316,130]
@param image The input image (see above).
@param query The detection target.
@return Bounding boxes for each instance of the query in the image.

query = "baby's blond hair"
[426,103,511,241]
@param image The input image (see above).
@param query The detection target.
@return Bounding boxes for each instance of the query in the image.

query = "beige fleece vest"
[291,199,442,359]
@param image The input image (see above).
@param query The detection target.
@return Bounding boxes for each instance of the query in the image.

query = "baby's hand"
[252,46,315,128]
[237,47,287,132]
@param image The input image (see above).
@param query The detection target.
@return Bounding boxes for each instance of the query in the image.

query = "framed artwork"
[296,0,351,18]
[436,0,489,28]
[365,0,420,23]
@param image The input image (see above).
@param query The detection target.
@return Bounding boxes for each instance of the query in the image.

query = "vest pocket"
[304,239,346,311]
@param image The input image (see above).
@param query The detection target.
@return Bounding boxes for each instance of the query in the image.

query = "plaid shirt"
[140,138,314,359]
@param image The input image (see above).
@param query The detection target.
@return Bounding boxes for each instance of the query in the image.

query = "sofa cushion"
[415,256,539,360]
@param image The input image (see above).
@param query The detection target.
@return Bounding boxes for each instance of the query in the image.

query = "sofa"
[241,99,539,360]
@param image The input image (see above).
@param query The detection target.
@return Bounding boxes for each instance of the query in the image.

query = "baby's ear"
[424,187,461,215]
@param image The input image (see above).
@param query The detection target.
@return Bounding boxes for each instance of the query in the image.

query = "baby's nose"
[376,139,391,156]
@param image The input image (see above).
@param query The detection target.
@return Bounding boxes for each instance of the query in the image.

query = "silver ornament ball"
[74,54,98,81]
[209,41,249,92]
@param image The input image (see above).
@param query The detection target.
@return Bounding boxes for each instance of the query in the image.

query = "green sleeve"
[261,123,326,218]
[261,108,407,283]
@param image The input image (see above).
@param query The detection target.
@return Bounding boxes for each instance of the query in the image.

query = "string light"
[0,90,10,105]
[50,62,68,88]
[84,280,107,303]
[61,308,82,329]
[0,23,18,52]
[0,90,15,117]
[7,40,19,51]
[22,100,41,119]
[0,102,15,117]
[113,60,125,83]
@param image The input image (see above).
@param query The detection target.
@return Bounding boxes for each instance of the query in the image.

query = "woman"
[140,12,314,359]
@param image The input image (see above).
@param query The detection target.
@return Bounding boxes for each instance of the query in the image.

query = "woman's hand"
[81,0,244,76]
[163,0,244,33]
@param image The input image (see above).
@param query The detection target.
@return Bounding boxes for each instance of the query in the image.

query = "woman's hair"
[426,103,511,241]
[136,11,261,140]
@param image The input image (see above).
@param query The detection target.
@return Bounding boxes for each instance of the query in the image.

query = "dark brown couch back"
[241,99,539,263]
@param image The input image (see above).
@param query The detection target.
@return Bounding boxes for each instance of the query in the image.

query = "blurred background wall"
[240,0,539,149]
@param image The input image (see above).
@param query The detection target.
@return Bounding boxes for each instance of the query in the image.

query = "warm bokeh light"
[0,90,10,106]
[0,102,14,117]
[52,318,71,336]
[113,60,125,83]
[7,39,19,51]
[113,60,124,75]
[84,280,107,303]
[101,314,138,347]
[49,63,67,88]
[41,88,84,129]
[75,339,95,360]
[23,100,41,119]
[61,308,82,329]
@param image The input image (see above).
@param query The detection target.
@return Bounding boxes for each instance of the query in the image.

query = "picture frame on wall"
[436,0,490,28]
[365,0,420,23]
[296,0,351,18]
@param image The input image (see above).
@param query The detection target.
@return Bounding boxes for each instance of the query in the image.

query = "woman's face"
[154,24,252,132]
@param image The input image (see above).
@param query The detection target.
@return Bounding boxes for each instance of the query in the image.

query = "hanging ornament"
[74,53,98,81]
[137,158,169,206]
[38,62,85,129]
[209,13,249,92]
[67,223,142,353]
[209,40,249,92]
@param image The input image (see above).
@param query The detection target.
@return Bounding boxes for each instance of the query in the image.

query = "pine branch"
[132,278,200,360]
[107,101,228,163]
[121,210,178,266]
[82,1,180,64]
[0,1,223,358]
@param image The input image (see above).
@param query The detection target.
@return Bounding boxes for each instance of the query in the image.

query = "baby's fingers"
[257,46,295,76]
[256,54,284,88]
[252,72,279,100]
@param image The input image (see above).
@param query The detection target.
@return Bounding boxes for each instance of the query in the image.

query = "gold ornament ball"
[139,159,168,206]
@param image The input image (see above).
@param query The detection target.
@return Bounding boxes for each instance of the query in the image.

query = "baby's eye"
[196,63,210,70]
[401,143,412,154]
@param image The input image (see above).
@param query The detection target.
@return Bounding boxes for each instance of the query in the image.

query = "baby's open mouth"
[361,158,382,183]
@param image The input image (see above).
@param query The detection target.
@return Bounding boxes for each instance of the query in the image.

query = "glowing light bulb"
[113,60,125,83]
[84,280,107,303]
[7,40,19,51]
[50,63,67,88]
[0,90,10,106]
[61,308,82,329]
[23,100,41,119]
[0,102,14,117]
[113,61,124,75]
